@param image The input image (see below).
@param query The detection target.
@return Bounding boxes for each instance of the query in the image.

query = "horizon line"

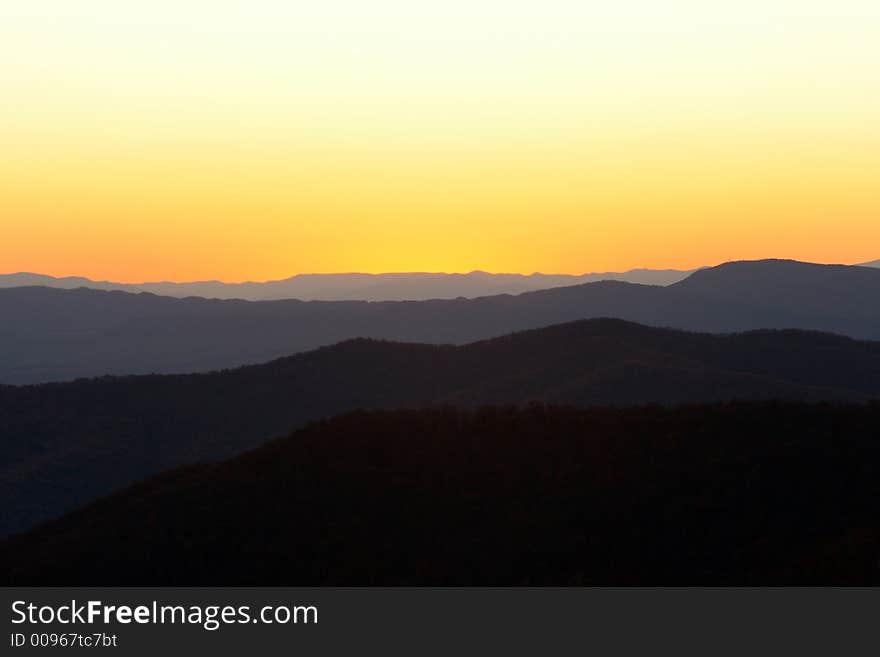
[2,256,879,286]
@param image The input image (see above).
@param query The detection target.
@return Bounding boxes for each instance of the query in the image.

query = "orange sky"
[2,1,879,282]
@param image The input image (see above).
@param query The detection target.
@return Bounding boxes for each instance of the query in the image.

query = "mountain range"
[2,317,880,538]
[0,267,693,301]
[2,260,876,302]
[4,402,879,584]
[2,259,880,384]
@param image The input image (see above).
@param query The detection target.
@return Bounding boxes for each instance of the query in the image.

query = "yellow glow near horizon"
[1,1,879,282]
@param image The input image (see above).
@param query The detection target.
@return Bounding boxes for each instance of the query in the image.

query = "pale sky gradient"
[2,1,879,281]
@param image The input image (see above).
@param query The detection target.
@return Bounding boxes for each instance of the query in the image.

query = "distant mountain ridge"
[2,317,880,537]
[0,267,693,301]
[2,259,880,384]
[3,259,875,301]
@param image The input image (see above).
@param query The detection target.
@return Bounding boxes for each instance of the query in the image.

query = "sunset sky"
[2,1,879,282]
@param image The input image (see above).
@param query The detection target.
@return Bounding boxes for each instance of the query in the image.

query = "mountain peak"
[673,258,880,290]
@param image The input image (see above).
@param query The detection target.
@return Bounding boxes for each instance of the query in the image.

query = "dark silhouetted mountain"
[3,402,879,585]
[3,259,880,385]
[861,259,880,268]
[2,318,880,537]
[0,267,693,301]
